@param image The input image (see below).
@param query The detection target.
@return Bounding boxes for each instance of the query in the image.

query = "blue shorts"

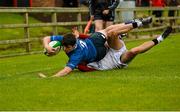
[89,32,107,61]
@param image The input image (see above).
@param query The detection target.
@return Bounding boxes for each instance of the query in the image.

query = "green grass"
[0,13,70,40]
[0,13,71,55]
[0,34,180,110]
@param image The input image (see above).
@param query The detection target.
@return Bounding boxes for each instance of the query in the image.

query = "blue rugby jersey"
[51,35,63,41]
[50,35,97,70]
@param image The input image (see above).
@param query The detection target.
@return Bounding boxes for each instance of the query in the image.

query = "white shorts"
[87,40,128,70]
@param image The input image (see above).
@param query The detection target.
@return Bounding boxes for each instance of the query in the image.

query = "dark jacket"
[168,0,179,6]
[89,0,119,15]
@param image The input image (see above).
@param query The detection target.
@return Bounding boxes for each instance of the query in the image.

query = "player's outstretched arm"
[38,67,72,78]
[51,66,73,77]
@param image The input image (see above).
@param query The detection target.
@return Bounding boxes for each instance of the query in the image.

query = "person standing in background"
[167,0,179,27]
[150,0,166,24]
[79,0,89,6]
[89,0,119,32]
[63,0,79,7]
[136,0,150,7]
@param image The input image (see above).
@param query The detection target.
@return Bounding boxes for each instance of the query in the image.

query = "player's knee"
[127,51,137,58]
[121,51,137,63]
[107,31,117,37]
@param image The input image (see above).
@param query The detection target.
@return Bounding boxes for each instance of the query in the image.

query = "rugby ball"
[44,41,62,56]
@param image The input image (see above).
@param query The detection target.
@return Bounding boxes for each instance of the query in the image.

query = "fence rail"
[0,7,179,12]
[0,7,179,57]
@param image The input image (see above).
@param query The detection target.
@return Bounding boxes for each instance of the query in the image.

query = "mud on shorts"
[89,32,107,61]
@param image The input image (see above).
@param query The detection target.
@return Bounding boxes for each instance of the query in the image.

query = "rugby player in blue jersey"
[42,17,152,77]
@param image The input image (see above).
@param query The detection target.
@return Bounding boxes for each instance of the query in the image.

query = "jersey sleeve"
[79,34,90,39]
[50,35,63,41]
[78,64,96,72]
[108,0,119,10]
[89,0,95,15]
[66,51,83,70]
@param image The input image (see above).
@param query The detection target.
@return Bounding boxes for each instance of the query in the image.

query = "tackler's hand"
[72,27,80,38]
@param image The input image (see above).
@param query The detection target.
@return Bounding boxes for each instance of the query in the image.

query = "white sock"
[134,19,143,27]
[157,35,163,43]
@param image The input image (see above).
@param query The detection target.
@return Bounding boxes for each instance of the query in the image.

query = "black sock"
[152,39,158,45]
[125,21,138,28]
[132,22,138,28]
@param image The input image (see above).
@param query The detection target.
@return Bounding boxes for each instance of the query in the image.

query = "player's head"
[62,33,77,53]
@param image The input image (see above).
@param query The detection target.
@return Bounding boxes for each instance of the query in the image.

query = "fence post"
[116,10,122,23]
[24,12,30,52]
[118,10,122,23]
[52,12,58,35]
[134,10,138,39]
[77,12,83,33]
[175,8,179,32]
[148,9,153,38]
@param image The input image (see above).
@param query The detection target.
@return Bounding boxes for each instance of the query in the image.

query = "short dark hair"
[62,33,76,47]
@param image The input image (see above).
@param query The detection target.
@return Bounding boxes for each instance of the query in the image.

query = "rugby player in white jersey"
[78,26,173,71]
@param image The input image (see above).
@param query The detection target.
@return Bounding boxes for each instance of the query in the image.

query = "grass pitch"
[0,34,180,110]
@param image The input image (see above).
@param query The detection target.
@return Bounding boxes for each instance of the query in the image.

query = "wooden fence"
[0,7,179,57]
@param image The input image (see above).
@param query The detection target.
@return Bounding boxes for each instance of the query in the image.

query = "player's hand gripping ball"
[44,41,62,56]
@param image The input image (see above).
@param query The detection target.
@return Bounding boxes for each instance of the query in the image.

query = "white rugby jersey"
[87,40,128,70]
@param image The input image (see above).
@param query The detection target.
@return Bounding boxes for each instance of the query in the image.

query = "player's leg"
[94,20,104,31]
[105,21,113,28]
[104,10,115,28]
[121,41,155,63]
[99,22,134,50]
[99,17,152,37]
[105,16,153,37]
[121,26,173,63]
[105,35,123,50]
[98,17,152,50]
